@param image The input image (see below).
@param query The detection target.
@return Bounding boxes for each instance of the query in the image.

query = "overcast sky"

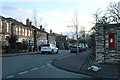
[1,0,120,37]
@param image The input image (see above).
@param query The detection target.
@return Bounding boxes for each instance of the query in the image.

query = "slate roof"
[1,15,49,34]
[32,26,47,33]
[6,18,28,27]
[0,15,6,20]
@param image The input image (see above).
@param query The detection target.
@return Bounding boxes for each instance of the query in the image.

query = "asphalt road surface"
[2,50,91,79]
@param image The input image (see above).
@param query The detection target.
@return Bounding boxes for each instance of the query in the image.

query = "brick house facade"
[0,16,12,53]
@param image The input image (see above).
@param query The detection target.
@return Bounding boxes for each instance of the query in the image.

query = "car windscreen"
[41,44,50,47]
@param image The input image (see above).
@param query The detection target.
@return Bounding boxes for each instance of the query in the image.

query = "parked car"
[41,44,58,54]
[70,46,83,53]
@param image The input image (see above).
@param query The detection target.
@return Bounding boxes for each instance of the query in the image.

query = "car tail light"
[48,47,51,48]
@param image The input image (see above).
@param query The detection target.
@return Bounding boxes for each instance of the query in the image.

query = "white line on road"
[60,54,72,59]
[6,75,14,78]
[30,68,39,71]
[18,71,28,75]
[58,58,62,59]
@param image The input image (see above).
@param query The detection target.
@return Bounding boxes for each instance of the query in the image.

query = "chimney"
[40,25,42,30]
[50,29,52,34]
[43,28,45,31]
[29,21,32,27]
[26,18,29,26]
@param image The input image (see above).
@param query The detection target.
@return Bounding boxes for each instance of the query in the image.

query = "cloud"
[2,5,24,17]
[37,9,73,33]
[2,5,23,12]
[1,5,94,34]
[1,5,34,23]
[28,8,93,33]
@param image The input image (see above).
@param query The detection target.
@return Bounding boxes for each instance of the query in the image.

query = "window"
[0,21,2,32]
[25,29,27,36]
[22,28,24,36]
[28,30,30,36]
[19,27,21,35]
[31,31,32,36]
[7,23,9,32]
[16,27,19,35]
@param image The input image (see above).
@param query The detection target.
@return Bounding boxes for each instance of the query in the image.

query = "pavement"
[0,51,39,57]
[52,49,120,79]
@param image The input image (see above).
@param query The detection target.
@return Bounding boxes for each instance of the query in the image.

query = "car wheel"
[41,52,43,54]
[56,50,58,54]
[51,49,53,54]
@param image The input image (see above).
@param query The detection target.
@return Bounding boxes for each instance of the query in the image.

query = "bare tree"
[33,9,38,27]
[92,8,103,25]
[107,2,120,23]
[67,12,80,54]
[33,9,47,28]
[92,1,119,26]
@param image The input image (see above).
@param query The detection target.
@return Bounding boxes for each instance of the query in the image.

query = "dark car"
[70,46,83,53]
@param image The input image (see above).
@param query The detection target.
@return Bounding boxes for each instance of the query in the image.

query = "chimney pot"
[50,29,52,34]
[40,25,42,30]
[26,18,29,26]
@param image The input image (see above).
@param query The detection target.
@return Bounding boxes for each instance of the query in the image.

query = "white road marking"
[6,75,14,78]
[58,58,62,59]
[30,68,39,71]
[60,55,72,59]
[18,71,28,75]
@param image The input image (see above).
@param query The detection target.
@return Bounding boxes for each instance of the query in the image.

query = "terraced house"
[0,16,35,53]
[0,15,70,53]
[0,16,12,53]
[0,16,50,53]
[8,18,34,52]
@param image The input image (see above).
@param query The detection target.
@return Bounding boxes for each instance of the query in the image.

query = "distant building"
[32,25,48,49]
[48,30,69,49]
[56,34,69,49]
[48,30,57,45]
[95,23,120,64]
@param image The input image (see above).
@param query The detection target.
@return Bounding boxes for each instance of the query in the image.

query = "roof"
[53,33,62,36]
[0,15,6,20]
[1,15,48,33]
[6,18,28,27]
[32,26,47,33]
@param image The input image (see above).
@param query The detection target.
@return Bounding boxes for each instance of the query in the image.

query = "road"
[2,50,90,79]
